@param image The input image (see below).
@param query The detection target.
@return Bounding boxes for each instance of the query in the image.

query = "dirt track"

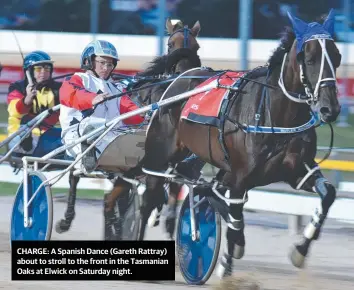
[1,196,354,290]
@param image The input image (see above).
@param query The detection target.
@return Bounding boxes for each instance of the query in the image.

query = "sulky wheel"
[104,186,141,241]
[176,191,222,285]
[10,171,53,243]
[120,186,141,240]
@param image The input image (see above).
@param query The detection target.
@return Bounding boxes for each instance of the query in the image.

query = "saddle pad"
[180,71,247,125]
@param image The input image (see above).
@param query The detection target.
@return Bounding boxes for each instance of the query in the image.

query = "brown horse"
[54,18,202,239]
[136,9,342,280]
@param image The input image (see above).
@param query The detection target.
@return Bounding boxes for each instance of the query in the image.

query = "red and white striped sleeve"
[59,74,97,110]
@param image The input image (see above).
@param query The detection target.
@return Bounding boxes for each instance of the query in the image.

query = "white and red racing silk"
[59,72,143,135]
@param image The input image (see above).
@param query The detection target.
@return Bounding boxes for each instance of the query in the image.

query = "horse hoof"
[289,245,306,268]
[215,261,232,279]
[55,219,71,234]
[233,245,245,259]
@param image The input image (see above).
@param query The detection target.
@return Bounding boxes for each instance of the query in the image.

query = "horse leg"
[289,165,337,268]
[138,174,166,241]
[55,170,80,233]
[216,188,246,278]
[147,191,165,228]
[164,182,181,240]
[164,156,207,239]
[150,155,205,237]
[103,176,132,240]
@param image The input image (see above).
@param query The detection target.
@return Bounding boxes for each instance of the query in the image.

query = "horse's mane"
[136,55,169,77]
[267,26,296,68]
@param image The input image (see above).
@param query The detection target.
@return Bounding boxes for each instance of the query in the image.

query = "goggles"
[33,64,52,72]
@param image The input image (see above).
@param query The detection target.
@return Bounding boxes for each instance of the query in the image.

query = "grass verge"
[0,181,105,199]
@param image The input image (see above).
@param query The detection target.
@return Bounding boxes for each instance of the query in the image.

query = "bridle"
[167,26,194,53]
[165,25,199,75]
[278,35,337,106]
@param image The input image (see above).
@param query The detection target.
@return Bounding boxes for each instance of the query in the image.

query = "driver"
[59,40,144,171]
[7,50,62,156]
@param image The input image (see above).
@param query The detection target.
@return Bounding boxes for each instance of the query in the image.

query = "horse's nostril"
[320,107,331,115]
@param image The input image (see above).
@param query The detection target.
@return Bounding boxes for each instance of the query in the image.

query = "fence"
[0,145,353,235]
[176,180,354,235]
[316,147,354,188]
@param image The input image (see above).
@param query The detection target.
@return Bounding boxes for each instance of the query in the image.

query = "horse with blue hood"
[134,9,342,279]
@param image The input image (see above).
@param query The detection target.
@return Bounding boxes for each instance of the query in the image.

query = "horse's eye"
[306,60,315,66]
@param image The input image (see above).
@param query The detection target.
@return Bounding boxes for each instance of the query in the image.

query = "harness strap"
[183,26,189,48]
[254,69,271,129]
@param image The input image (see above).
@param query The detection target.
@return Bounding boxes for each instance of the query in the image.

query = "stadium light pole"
[238,0,253,70]
[90,0,99,40]
[158,0,166,56]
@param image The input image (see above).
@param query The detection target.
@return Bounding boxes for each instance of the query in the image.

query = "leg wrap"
[303,207,325,240]
[303,177,336,240]
[226,213,245,257]
[315,178,336,212]
[227,213,244,231]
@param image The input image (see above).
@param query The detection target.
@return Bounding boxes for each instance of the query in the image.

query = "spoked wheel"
[105,186,141,241]
[176,191,222,285]
[10,171,53,243]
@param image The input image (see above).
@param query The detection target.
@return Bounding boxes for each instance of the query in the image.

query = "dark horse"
[54,18,203,239]
[134,9,342,277]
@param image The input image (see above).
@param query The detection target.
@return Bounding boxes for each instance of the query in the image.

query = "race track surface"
[1,196,354,290]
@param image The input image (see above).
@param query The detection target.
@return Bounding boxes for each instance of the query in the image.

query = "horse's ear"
[166,18,174,35]
[322,8,335,37]
[287,11,307,40]
[190,20,201,37]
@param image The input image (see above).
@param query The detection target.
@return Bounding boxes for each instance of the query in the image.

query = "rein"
[88,73,213,115]
[314,122,334,165]
[96,65,313,109]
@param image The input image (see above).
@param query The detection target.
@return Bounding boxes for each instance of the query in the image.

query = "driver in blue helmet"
[7,50,62,156]
[59,39,144,172]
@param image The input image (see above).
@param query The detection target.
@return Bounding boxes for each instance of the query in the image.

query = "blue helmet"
[80,40,119,70]
[23,50,54,71]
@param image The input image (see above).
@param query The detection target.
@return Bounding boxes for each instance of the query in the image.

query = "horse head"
[165,18,201,54]
[284,9,342,123]
[131,20,202,106]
